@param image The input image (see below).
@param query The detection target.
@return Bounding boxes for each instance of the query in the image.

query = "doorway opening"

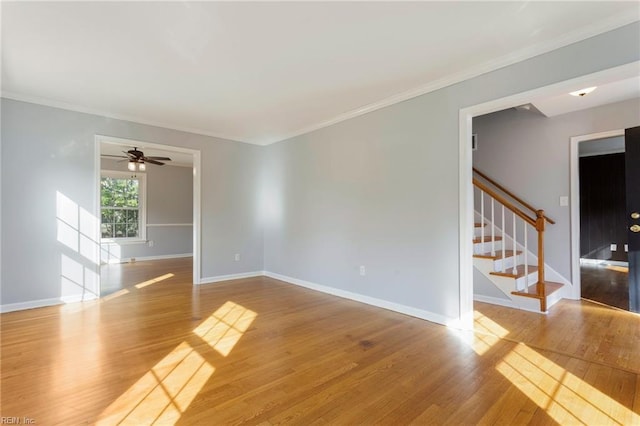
[459,62,639,328]
[95,135,202,296]
[570,130,635,311]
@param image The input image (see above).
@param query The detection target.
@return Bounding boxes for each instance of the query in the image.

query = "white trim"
[4,15,637,147]
[1,298,62,313]
[193,151,201,285]
[4,91,244,144]
[580,258,628,267]
[570,129,625,300]
[459,62,639,327]
[199,271,265,285]
[102,253,193,264]
[101,239,147,245]
[96,135,202,285]
[459,111,475,330]
[146,223,193,227]
[264,271,458,328]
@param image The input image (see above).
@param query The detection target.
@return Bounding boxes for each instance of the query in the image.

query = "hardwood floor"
[580,263,629,311]
[2,258,639,425]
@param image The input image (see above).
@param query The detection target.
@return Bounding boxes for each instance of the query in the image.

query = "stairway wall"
[473,267,509,300]
[472,98,640,281]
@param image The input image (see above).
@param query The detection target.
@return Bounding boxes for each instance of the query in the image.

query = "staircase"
[472,168,567,313]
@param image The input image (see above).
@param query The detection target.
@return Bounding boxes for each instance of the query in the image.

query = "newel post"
[536,210,546,311]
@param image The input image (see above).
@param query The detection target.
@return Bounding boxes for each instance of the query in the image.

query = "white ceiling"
[2,2,639,145]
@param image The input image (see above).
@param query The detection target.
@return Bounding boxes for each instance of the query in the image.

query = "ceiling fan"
[103,147,172,171]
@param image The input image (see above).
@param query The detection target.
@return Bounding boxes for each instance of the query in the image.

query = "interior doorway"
[95,135,202,295]
[576,135,629,310]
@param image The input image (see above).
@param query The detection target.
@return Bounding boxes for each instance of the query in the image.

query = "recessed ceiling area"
[2,2,639,145]
[532,76,640,117]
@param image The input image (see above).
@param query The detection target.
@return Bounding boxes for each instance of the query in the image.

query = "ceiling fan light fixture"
[128,161,137,171]
[569,86,597,97]
[138,162,146,171]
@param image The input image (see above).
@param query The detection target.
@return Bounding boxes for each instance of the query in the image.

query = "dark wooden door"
[625,126,640,313]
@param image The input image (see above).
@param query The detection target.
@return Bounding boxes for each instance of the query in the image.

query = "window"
[100,171,146,240]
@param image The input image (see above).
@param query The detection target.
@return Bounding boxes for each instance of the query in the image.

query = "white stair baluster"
[491,198,495,256]
[480,191,485,250]
[501,206,506,272]
[512,212,517,274]
[524,219,529,291]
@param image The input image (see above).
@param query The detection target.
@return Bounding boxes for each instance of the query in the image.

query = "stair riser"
[473,241,507,254]
[493,254,523,271]
[515,272,538,291]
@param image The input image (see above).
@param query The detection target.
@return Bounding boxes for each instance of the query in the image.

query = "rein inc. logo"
[0,418,35,425]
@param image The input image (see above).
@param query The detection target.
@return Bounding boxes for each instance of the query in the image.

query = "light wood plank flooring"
[1,258,639,425]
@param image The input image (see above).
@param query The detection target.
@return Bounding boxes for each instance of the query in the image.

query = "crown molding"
[265,15,639,145]
[0,91,255,145]
[3,15,638,147]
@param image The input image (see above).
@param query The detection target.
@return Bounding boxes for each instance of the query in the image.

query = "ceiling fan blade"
[145,156,172,161]
[124,149,143,159]
[102,154,128,158]
[144,158,165,165]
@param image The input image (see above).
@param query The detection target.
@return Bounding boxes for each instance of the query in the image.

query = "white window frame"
[100,170,147,243]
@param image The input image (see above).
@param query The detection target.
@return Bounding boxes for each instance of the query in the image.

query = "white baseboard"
[580,258,628,267]
[0,298,62,313]
[60,294,100,304]
[199,271,265,285]
[102,253,193,264]
[1,293,101,313]
[264,271,457,327]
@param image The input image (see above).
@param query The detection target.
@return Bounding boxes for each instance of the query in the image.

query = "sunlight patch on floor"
[193,301,257,356]
[97,301,255,425]
[135,273,175,289]
[605,265,628,274]
[496,343,639,425]
[97,342,214,425]
[459,310,509,355]
[101,288,130,302]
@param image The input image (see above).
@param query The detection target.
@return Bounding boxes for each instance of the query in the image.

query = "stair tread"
[473,236,503,243]
[511,281,564,299]
[474,222,486,228]
[490,265,538,279]
[474,250,522,260]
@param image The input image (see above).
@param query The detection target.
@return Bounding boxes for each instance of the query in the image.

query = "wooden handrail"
[473,170,554,312]
[473,168,555,224]
[473,179,536,227]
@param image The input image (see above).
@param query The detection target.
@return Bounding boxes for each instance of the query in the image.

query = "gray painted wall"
[473,269,509,300]
[473,98,640,280]
[263,23,640,321]
[100,158,193,261]
[1,99,264,306]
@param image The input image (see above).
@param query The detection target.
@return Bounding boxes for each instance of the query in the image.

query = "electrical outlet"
[611,244,617,252]
[625,244,628,252]
[359,265,366,276]
[234,253,240,261]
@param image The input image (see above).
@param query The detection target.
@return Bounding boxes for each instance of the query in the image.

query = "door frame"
[569,130,625,300]
[94,135,202,286]
[458,61,638,328]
